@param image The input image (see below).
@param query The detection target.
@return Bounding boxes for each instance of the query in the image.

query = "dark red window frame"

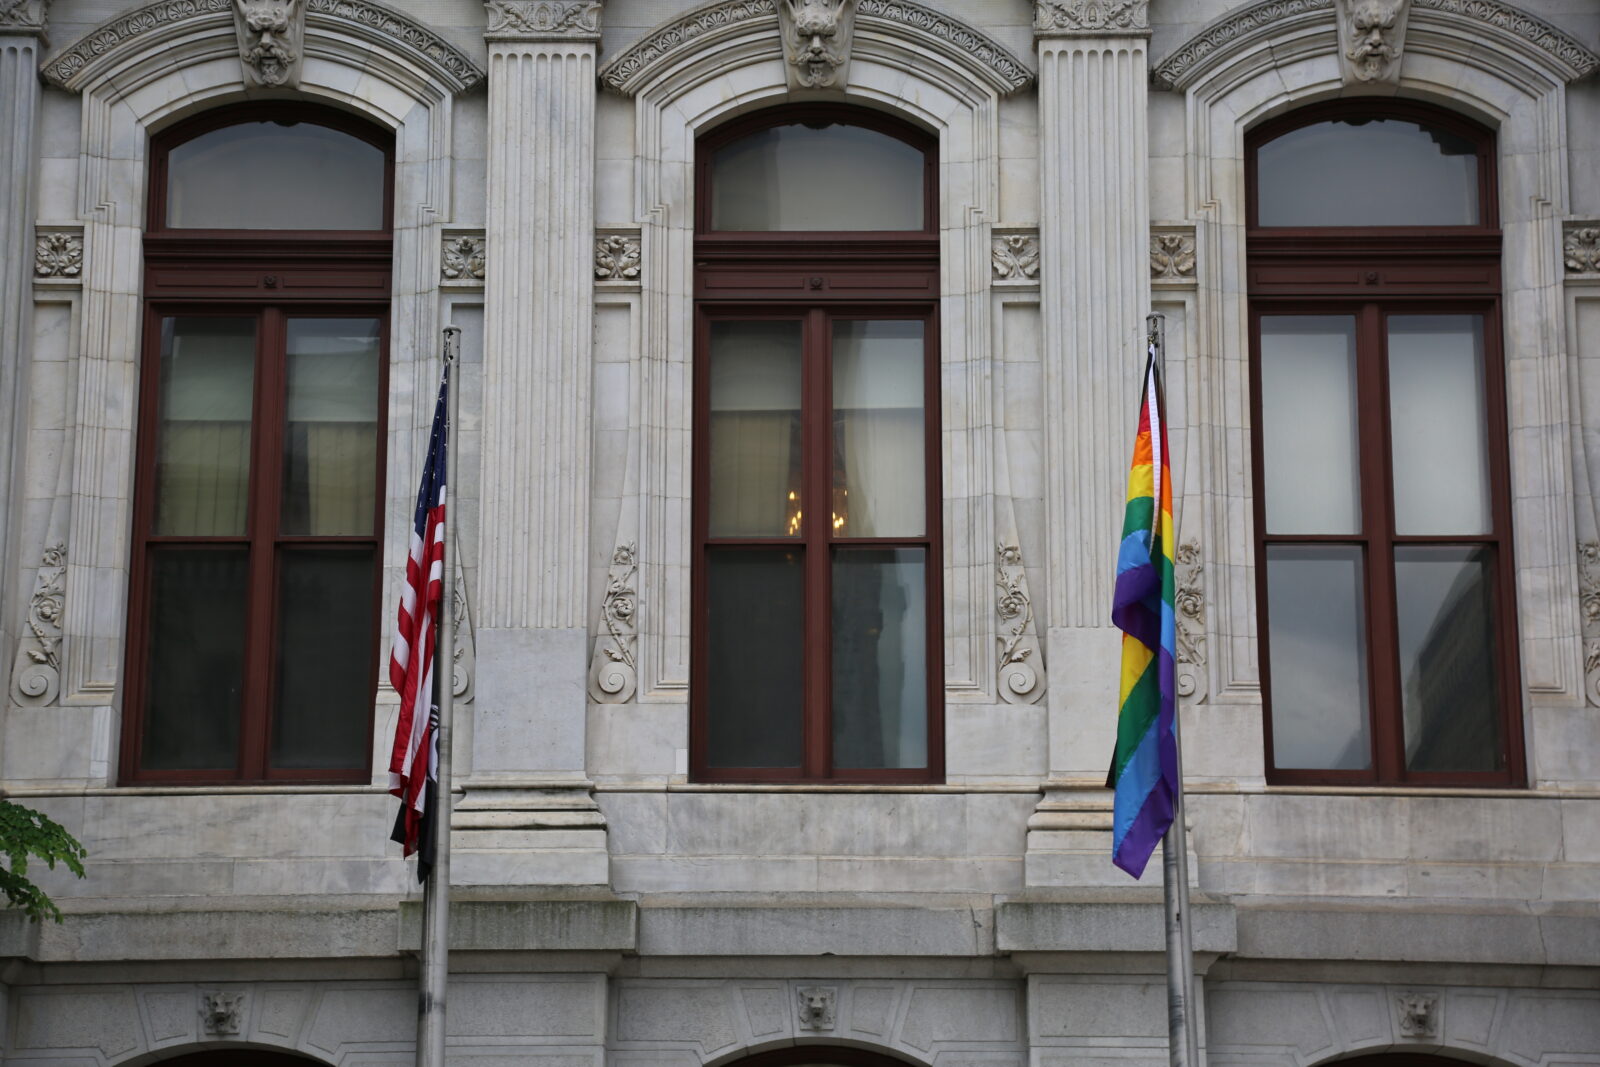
[1246,99,1525,787]
[121,104,394,784]
[690,105,944,783]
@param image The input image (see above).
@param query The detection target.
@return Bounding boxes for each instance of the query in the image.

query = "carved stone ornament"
[199,991,245,1036]
[233,0,305,87]
[1579,541,1600,706]
[594,234,641,282]
[0,0,47,33]
[776,0,857,89]
[796,986,837,1030]
[996,543,1047,705]
[442,234,486,282]
[34,232,83,279]
[1333,0,1408,85]
[11,544,65,707]
[992,232,1040,282]
[1150,231,1195,282]
[1174,539,1206,703]
[1034,0,1147,35]
[1566,226,1600,275]
[451,566,475,702]
[484,0,601,40]
[1396,992,1438,1038]
[588,543,638,703]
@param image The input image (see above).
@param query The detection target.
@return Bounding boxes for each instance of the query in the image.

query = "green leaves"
[0,801,86,923]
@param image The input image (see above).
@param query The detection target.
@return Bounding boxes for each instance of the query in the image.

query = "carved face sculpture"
[237,0,297,85]
[1347,0,1399,77]
[785,0,847,86]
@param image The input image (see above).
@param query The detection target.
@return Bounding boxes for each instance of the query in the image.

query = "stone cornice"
[484,0,601,41]
[41,0,484,91]
[600,0,1032,95]
[1151,0,1596,90]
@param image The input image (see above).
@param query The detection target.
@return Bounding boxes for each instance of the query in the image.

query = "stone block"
[637,899,995,957]
[448,977,604,1038]
[899,985,1020,1051]
[1031,977,1166,1040]
[1234,902,1549,965]
[396,898,636,952]
[995,894,1236,955]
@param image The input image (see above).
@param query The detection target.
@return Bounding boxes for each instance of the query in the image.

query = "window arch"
[1246,100,1523,786]
[690,105,943,783]
[713,1047,924,1067]
[121,105,394,784]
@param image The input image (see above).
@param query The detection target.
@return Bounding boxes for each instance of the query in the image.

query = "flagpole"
[1148,312,1200,1067]
[416,324,460,1067]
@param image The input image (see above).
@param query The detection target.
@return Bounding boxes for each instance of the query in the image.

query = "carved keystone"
[796,986,836,1030]
[1396,992,1438,1039]
[200,991,245,1035]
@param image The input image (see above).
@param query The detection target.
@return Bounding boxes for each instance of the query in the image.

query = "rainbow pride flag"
[1108,346,1179,879]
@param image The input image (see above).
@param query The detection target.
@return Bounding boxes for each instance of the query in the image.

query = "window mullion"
[238,306,282,780]
[1363,303,1403,783]
[802,307,832,780]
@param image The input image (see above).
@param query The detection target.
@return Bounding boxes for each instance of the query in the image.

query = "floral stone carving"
[35,232,83,279]
[0,0,47,32]
[1034,0,1147,35]
[484,0,601,39]
[594,234,641,281]
[777,0,857,89]
[588,544,638,702]
[992,233,1040,281]
[232,0,306,88]
[1580,541,1600,706]
[11,544,65,707]
[996,543,1046,705]
[1334,0,1408,84]
[1174,539,1206,702]
[1566,226,1600,274]
[1149,231,1195,281]
[443,235,486,281]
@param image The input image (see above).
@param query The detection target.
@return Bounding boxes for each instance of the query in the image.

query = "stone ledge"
[0,903,399,962]
[635,894,997,957]
[398,896,637,952]
[995,892,1237,955]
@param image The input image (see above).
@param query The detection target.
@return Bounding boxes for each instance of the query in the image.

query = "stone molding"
[442,232,486,284]
[1149,227,1195,286]
[600,0,1033,96]
[1033,0,1147,37]
[1565,224,1600,275]
[41,0,484,92]
[10,542,65,707]
[991,230,1040,284]
[1152,0,1597,90]
[0,0,47,34]
[996,543,1046,705]
[33,229,82,281]
[484,0,601,40]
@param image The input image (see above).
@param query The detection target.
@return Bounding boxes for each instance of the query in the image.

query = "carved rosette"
[34,232,83,279]
[1174,539,1206,703]
[1565,225,1600,275]
[776,0,857,89]
[1333,0,1408,85]
[232,0,306,88]
[442,234,486,282]
[1034,0,1147,35]
[1580,541,1600,706]
[11,544,65,707]
[594,234,641,282]
[991,232,1040,282]
[484,0,601,39]
[996,544,1046,705]
[1150,230,1195,283]
[588,544,639,702]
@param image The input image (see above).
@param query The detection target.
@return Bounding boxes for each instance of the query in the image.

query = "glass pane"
[271,549,378,769]
[155,317,256,536]
[1388,315,1491,535]
[166,121,387,230]
[140,549,248,770]
[832,548,927,769]
[1259,316,1361,534]
[1256,118,1479,226]
[832,320,925,537]
[1395,546,1504,772]
[706,549,804,768]
[1266,545,1372,771]
[711,123,925,231]
[708,322,803,537]
[281,318,382,535]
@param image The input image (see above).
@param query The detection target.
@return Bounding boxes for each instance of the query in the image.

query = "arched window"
[121,105,393,783]
[714,1048,922,1067]
[691,106,942,782]
[1246,101,1522,785]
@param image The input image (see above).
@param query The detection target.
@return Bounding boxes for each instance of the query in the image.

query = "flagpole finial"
[442,324,462,367]
[1146,312,1166,381]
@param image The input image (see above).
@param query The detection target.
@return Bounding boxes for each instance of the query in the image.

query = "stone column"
[1028,0,1156,885]
[0,5,48,689]
[460,0,607,886]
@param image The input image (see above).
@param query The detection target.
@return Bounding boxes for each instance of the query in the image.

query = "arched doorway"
[716,1049,923,1067]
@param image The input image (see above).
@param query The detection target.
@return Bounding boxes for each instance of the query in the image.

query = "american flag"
[389,362,450,879]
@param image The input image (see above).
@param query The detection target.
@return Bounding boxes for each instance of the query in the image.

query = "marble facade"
[1,0,1599,1062]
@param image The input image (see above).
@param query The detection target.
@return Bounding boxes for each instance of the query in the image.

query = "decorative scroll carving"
[1174,539,1206,703]
[991,233,1040,282]
[777,0,857,88]
[484,0,601,39]
[600,0,1032,95]
[1334,0,1406,84]
[442,234,486,281]
[199,991,244,1035]
[1566,226,1600,275]
[1149,231,1195,282]
[233,0,305,87]
[588,544,638,703]
[11,544,65,707]
[594,234,641,282]
[34,232,83,279]
[0,0,47,32]
[1034,0,1147,34]
[996,544,1046,705]
[1410,0,1597,77]
[452,566,475,702]
[1396,992,1438,1038]
[1580,541,1600,706]
[796,987,836,1030]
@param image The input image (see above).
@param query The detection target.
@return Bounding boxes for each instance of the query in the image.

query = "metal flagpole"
[416,324,461,1067]
[1148,312,1200,1067]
